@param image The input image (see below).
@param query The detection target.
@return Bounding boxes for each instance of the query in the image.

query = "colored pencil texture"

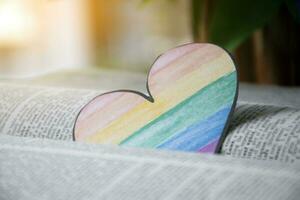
[74,43,238,153]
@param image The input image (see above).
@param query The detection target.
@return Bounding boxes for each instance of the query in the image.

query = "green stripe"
[120,72,237,148]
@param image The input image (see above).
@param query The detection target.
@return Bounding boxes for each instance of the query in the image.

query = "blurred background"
[0,0,299,85]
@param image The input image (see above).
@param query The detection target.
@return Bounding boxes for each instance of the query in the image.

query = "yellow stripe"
[85,53,235,144]
[76,93,143,139]
[149,45,223,92]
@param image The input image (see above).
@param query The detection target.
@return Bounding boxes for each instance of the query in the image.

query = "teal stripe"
[120,72,237,148]
[157,105,231,151]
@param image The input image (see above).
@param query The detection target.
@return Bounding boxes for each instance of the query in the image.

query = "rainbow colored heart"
[74,43,238,153]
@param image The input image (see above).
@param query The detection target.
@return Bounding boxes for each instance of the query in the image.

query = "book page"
[0,135,299,200]
[222,103,300,164]
[0,83,99,140]
[1,67,148,92]
[239,83,300,108]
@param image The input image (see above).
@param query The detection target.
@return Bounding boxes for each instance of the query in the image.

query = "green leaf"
[285,0,300,23]
[191,0,204,41]
[209,0,284,51]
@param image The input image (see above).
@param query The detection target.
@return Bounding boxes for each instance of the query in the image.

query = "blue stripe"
[157,106,231,152]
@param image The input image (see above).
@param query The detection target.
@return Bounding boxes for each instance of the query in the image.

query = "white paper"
[0,135,299,200]
[0,83,98,140]
[222,103,300,164]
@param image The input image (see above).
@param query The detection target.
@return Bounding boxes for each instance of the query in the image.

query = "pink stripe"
[75,92,144,140]
[150,44,203,76]
[148,45,224,93]
[198,139,219,153]
[78,93,124,120]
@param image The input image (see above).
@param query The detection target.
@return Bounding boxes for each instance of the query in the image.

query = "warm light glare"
[0,1,36,47]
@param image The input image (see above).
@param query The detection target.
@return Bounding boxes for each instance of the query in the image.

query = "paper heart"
[74,43,238,153]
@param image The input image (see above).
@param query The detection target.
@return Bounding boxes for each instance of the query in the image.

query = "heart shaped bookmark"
[74,43,238,153]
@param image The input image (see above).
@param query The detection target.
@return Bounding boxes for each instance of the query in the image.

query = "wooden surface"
[74,43,238,153]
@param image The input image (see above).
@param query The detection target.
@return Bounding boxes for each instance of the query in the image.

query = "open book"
[0,67,299,199]
[2,43,240,154]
